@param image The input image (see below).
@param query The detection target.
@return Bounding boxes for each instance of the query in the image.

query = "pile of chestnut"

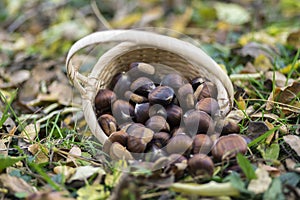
[95,62,248,178]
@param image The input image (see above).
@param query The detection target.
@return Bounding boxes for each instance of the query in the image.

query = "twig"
[91,0,112,30]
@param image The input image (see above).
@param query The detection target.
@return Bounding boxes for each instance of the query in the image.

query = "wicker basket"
[66,30,234,145]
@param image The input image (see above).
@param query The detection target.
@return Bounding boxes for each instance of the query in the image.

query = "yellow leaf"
[171,7,193,33]
[237,96,246,110]
[111,13,142,28]
[254,54,273,72]
[280,59,300,74]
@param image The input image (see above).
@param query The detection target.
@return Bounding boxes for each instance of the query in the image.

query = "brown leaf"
[246,121,270,140]
[0,70,30,88]
[239,42,277,61]
[0,174,34,195]
[28,143,49,164]
[264,71,291,88]
[66,146,81,163]
[266,81,300,114]
[287,30,300,48]
[20,123,40,143]
[283,135,300,156]
[26,191,75,200]
[53,166,76,180]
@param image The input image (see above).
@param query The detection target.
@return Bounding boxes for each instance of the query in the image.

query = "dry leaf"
[246,121,270,140]
[53,166,76,180]
[285,158,300,173]
[264,71,292,88]
[280,59,300,74]
[239,42,277,61]
[265,120,275,145]
[68,166,105,183]
[254,54,273,72]
[283,135,300,156]
[287,30,300,48]
[248,167,272,194]
[0,140,8,156]
[28,143,49,164]
[170,7,193,33]
[20,123,40,143]
[260,164,281,177]
[214,2,250,25]
[27,191,75,200]
[66,146,81,163]
[0,174,34,195]
[266,81,300,114]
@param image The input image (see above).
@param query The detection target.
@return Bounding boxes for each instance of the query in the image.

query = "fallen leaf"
[68,166,105,183]
[26,191,75,200]
[280,59,300,74]
[264,71,291,88]
[214,2,250,25]
[239,42,277,61]
[0,174,34,196]
[77,184,110,200]
[254,54,273,72]
[0,70,30,88]
[20,123,40,143]
[285,158,300,173]
[265,120,275,144]
[28,143,49,164]
[66,146,82,163]
[0,140,8,156]
[287,30,300,48]
[283,135,300,156]
[248,167,272,194]
[246,121,270,140]
[170,7,193,33]
[53,166,76,180]
[260,164,281,177]
[266,81,300,114]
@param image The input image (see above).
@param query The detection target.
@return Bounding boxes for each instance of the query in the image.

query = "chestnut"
[124,90,148,104]
[166,133,192,155]
[128,62,156,79]
[211,134,248,161]
[183,109,214,136]
[102,130,128,155]
[112,100,135,124]
[130,76,155,96]
[171,127,186,136]
[148,86,174,106]
[149,104,167,118]
[109,142,133,161]
[127,125,154,153]
[161,73,187,90]
[195,97,220,116]
[134,103,150,124]
[94,89,117,115]
[152,132,170,148]
[191,77,206,91]
[145,115,170,133]
[194,81,218,101]
[166,104,182,128]
[177,83,195,111]
[188,154,214,177]
[112,73,131,98]
[192,134,213,154]
[164,154,188,179]
[98,114,117,136]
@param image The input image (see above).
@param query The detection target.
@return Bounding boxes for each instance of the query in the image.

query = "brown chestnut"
[145,115,170,133]
[188,154,214,177]
[192,134,213,154]
[112,100,135,124]
[102,130,128,154]
[161,73,187,90]
[191,77,206,91]
[166,104,182,128]
[164,154,188,179]
[171,127,186,136]
[127,125,154,153]
[183,109,214,136]
[94,89,117,115]
[152,132,170,148]
[194,81,218,101]
[128,62,156,79]
[98,114,117,136]
[134,103,150,124]
[166,133,192,155]
[149,104,167,118]
[211,134,248,161]
[130,77,155,96]
[177,83,195,111]
[112,73,131,98]
[148,86,174,106]
[195,97,220,116]
[124,90,148,104]
[109,142,133,161]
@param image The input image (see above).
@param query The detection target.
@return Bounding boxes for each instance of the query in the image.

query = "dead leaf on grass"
[283,135,300,156]
[0,70,30,88]
[68,166,105,183]
[287,30,300,48]
[66,146,81,163]
[27,191,75,200]
[20,123,40,143]
[247,166,272,194]
[28,143,49,164]
[254,54,274,72]
[0,174,34,196]
[53,166,76,180]
[246,121,270,140]
[264,71,292,88]
[266,81,300,114]
[0,140,8,156]
[239,42,277,61]
[285,158,300,173]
